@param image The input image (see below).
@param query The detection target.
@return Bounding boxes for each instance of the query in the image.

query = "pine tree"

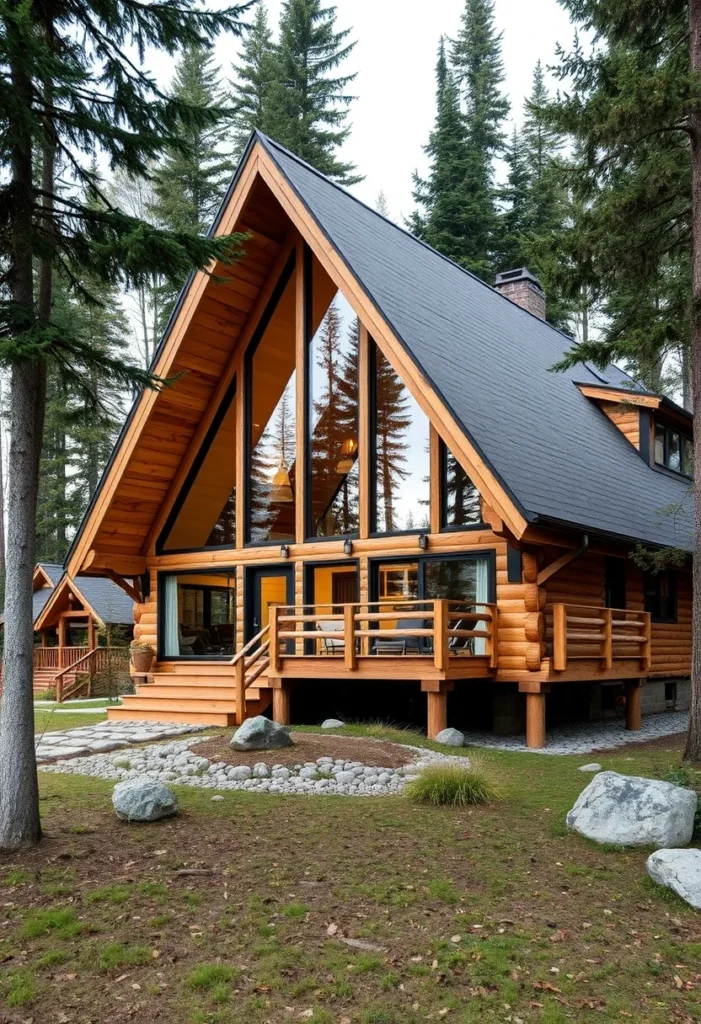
[0,0,251,850]
[153,44,234,327]
[231,4,279,157]
[497,127,531,272]
[269,0,360,183]
[450,0,509,278]
[542,0,701,759]
[411,40,473,268]
[374,348,411,532]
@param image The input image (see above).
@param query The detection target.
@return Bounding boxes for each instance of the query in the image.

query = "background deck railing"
[551,603,651,672]
[33,646,89,671]
[268,599,498,673]
[53,646,130,701]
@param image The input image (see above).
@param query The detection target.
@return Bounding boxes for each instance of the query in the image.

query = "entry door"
[246,565,294,645]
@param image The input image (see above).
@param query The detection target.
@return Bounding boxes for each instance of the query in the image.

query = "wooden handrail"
[231,623,271,725]
[552,603,651,673]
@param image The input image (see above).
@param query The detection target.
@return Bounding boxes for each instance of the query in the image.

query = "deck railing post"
[552,603,567,671]
[234,655,246,725]
[602,607,613,670]
[344,604,357,670]
[269,606,280,673]
[642,612,652,671]
[433,600,447,672]
[487,604,499,669]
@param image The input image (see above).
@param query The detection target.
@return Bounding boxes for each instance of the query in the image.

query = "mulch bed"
[194,730,415,768]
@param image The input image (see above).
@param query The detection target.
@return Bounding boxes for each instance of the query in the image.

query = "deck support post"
[422,680,454,740]
[625,679,642,731]
[272,684,291,726]
[525,692,546,749]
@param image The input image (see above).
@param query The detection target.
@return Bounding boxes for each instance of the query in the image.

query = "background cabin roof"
[38,563,64,586]
[256,133,693,552]
[71,575,134,626]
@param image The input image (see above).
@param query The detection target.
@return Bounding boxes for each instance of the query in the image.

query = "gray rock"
[230,716,293,751]
[335,771,356,785]
[647,848,701,909]
[578,763,603,773]
[211,795,224,802]
[228,765,252,781]
[112,778,178,822]
[567,771,697,847]
[252,762,269,778]
[434,728,465,747]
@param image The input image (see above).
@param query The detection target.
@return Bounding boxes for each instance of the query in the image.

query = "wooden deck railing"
[552,604,651,672]
[54,647,130,701]
[268,600,499,673]
[230,624,271,725]
[34,646,89,671]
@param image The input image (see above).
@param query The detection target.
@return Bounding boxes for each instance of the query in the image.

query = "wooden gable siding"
[92,223,283,559]
[599,402,640,449]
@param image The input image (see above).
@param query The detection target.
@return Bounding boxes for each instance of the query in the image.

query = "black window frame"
[439,440,484,532]
[369,550,497,605]
[643,569,677,623]
[653,419,693,479]
[157,567,237,661]
[604,556,627,610]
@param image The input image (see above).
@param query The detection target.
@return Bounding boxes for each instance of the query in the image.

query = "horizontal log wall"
[600,402,640,449]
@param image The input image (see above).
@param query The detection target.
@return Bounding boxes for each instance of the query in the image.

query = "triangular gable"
[67,135,528,576]
[34,575,103,633]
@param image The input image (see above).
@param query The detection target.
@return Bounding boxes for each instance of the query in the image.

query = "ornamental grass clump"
[405,762,498,807]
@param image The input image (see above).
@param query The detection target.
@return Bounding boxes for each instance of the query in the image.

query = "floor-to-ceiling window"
[159,380,237,552]
[246,256,297,543]
[441,442,482,529]
[371,341,430,533]
[306,252,360,538]
[160,570,236,658]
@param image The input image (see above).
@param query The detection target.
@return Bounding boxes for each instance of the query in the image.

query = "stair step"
[138,685,262,701]
[108,707,236,726]
[155,662,237,676]
[120,696,242,713]
[149,672,235,686]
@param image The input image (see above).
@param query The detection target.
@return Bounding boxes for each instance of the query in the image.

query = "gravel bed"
[39,738,467,797]
[460,711,689,755]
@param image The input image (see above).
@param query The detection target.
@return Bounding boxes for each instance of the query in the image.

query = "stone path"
[39,738,464,797]
[34,721,209,764]
[461,710,689,755]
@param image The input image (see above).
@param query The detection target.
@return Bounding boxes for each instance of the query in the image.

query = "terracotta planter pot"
[131,649,154,673]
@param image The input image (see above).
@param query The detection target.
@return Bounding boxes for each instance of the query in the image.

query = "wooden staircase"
[108,626,272,727]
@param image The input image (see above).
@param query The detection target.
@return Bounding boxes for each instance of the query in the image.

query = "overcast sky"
[167,0,579,221]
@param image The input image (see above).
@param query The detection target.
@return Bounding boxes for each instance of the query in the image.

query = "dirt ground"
[195,731,414,768]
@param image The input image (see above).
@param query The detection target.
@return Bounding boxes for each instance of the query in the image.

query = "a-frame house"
[65,132,693,747]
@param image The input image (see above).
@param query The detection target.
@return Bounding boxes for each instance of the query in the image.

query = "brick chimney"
[494,268,546,320]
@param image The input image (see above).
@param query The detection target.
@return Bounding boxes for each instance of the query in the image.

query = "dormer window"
[654,421,693,478]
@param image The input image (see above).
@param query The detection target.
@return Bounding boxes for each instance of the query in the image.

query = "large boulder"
[434,728,465,747]
[647,849,701,909]
[231,716,293,751]
[321,719,345,729]
[113,778,178,822]
[567,771,697,847]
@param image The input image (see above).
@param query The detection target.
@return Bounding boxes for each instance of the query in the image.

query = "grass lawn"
[34,708,108,733]
[0,728,699,1023]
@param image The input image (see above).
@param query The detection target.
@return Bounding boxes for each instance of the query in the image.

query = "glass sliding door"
[161,570,236,659]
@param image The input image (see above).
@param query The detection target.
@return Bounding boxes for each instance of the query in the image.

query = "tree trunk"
[0,388,6,585]
[685,0,701,762]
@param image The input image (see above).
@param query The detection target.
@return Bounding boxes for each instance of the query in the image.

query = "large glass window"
[442,442,481,528]
[246,260,297,543]
[654,420,693,478]
[307,255,359,537]
[372,343,430,533]
[161,570,236,658]
[160,383,237,551]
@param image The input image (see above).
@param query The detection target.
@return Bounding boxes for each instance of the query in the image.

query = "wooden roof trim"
[143,230,299,556]
[33,565,55,591]
[34,575,103,632]
[66,153,263,576]
[255,147,529,539]
[576,384,661,409]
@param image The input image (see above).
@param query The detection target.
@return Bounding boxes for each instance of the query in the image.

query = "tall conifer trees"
[0,0,250,850]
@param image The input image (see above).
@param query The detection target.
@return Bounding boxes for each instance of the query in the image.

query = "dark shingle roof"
[258,133,693,551]
[38,563,63,585]
[74,575,134,626]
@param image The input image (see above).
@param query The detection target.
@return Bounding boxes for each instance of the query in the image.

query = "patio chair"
[447,618,473,655]
[373,618,428,656]
[317,620,345,654]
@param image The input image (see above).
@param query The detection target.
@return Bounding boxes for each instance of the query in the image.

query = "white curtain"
[164,575,180,657]
[473,558,489,655]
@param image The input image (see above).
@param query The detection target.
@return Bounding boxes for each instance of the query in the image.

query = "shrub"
[405,762,497,807]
